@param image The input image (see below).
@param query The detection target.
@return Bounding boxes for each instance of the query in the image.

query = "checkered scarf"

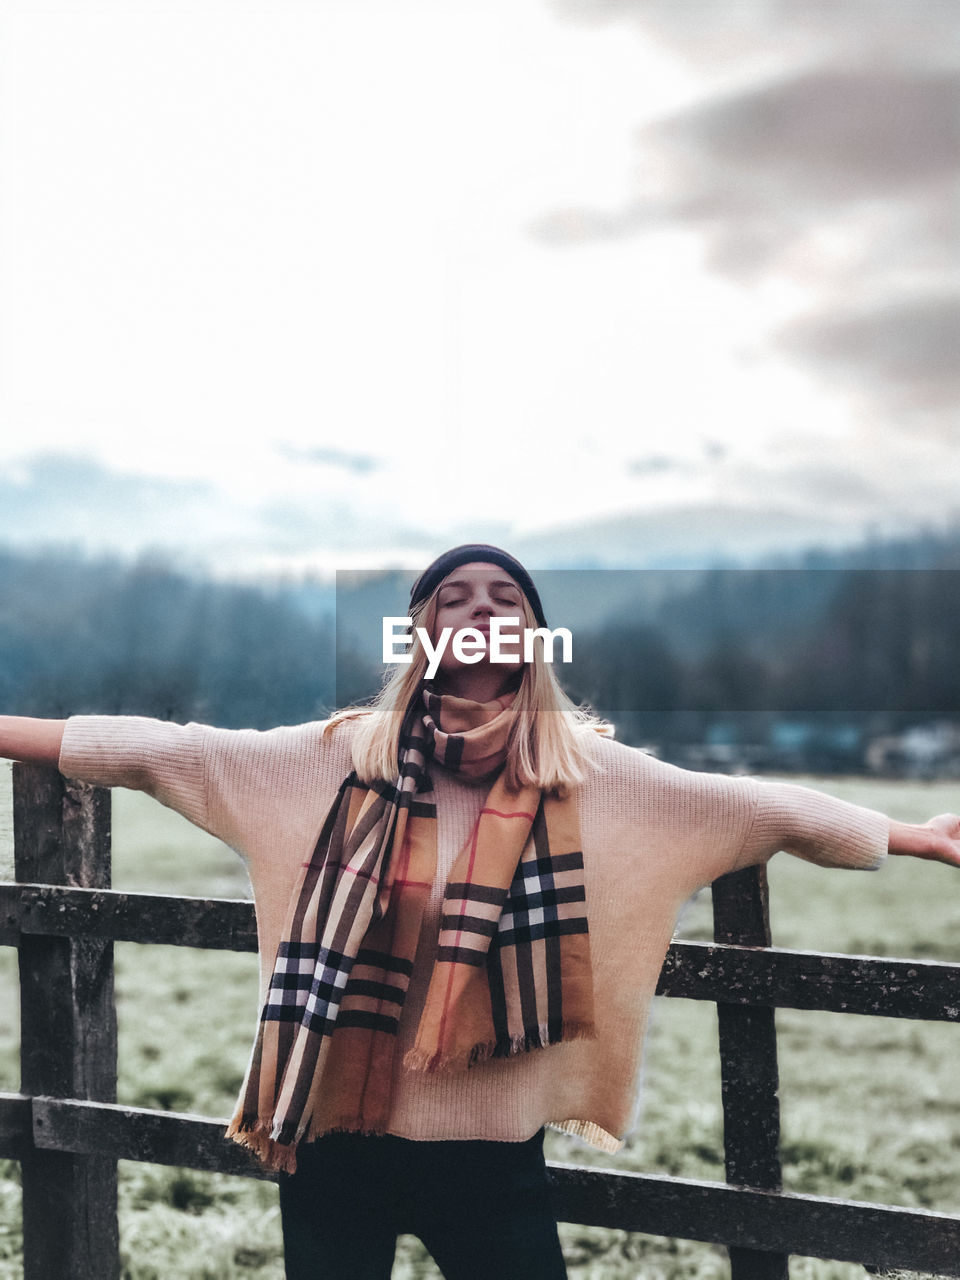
[226,684,595,1173]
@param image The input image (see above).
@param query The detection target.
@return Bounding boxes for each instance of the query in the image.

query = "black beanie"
[409,544,548,629]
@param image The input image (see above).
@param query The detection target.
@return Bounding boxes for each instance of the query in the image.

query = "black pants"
[278,1129,568,1279]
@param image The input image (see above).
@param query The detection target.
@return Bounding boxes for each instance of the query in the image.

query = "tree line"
[0,549,334,728]
[1,539,959,753]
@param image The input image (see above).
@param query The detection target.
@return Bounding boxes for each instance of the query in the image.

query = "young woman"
[2,543,958,1280]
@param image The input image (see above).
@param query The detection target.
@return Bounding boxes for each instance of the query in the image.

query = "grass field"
[1,762,959,1278]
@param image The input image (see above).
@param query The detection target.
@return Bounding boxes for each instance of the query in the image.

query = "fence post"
[713,866,789,1280]
[14,763,120,1280]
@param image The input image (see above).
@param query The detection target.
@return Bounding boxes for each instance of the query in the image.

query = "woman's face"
[429,561,527,678]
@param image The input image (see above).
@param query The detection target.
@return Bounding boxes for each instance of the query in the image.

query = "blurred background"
[2,0,959,770]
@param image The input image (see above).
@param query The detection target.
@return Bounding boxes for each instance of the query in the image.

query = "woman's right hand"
[0,717,67,765]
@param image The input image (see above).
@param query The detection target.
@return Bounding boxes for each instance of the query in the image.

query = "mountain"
[506,504,863,569]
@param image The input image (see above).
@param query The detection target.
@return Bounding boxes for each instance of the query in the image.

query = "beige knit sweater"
[59,715,890,1153]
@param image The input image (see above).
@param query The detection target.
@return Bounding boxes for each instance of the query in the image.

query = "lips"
[469,620,521,639]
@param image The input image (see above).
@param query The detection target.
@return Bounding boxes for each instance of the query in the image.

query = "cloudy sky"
[1,0,958,575]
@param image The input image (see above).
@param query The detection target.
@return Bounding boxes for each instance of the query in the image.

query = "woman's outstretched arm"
[889,814,960,867]
[0,716,66,765]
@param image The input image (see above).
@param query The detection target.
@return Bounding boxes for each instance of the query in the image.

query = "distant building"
[866,723,960,779]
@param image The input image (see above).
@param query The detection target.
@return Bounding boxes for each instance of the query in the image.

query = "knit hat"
[409,544,548,629]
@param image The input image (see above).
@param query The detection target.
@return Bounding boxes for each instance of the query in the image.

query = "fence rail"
[6,881,960,1019]
[2,763,960,1279]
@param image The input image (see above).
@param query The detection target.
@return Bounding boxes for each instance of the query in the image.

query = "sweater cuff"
[741,780,889,872]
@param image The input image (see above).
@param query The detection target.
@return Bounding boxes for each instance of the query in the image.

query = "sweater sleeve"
[736,778,890,873]
[58,714,352,860]
[59,715,210,830]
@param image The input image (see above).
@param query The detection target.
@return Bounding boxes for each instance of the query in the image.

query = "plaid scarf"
[226,684,595,1172]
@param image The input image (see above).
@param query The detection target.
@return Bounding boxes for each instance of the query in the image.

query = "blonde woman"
[2,543,958,1280]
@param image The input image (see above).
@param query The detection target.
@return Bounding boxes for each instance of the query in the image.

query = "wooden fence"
[2,763,960,1279]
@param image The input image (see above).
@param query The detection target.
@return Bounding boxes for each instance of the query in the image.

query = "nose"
[470,587,499,621]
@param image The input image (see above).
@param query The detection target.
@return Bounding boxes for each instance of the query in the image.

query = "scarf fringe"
[306,1117,389,1142]
[404,1020,596,1075]
[224,1115,300,1175]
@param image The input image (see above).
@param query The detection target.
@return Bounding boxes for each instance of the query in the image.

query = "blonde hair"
[325,584,611,794]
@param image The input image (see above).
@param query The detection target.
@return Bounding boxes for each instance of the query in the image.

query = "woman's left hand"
[888,814,960,867]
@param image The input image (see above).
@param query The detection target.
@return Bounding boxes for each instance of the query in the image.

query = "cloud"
[0,455,214,537]
[703,448,960,532]
[765,463,883,507]
[659,68,959,203]
[778,294,960,414]
[256,499,434,556]
[723,459,885,513]
[0,453,413,571]
[542,1,960,288]
[702,440,728,461]
[626,454,694,476]
[274,443,380,474]
[533,28,960,434]
[551,0,960,68]
[536,66,960,279]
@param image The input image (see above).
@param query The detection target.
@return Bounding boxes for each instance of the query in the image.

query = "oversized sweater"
[58,714,890,1153]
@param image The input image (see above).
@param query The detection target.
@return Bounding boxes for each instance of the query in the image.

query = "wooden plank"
[1,882,258,951]
[14,766,119,1280]
[32,1096,273,1181]
[714,1002,782,1190]
[658,940,960,1021]
[713,867,787,1280]
[31,1098,960,1275]
[548,1165,960,1276]
[8,882,958,1019]
[0,1093,32,1159]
